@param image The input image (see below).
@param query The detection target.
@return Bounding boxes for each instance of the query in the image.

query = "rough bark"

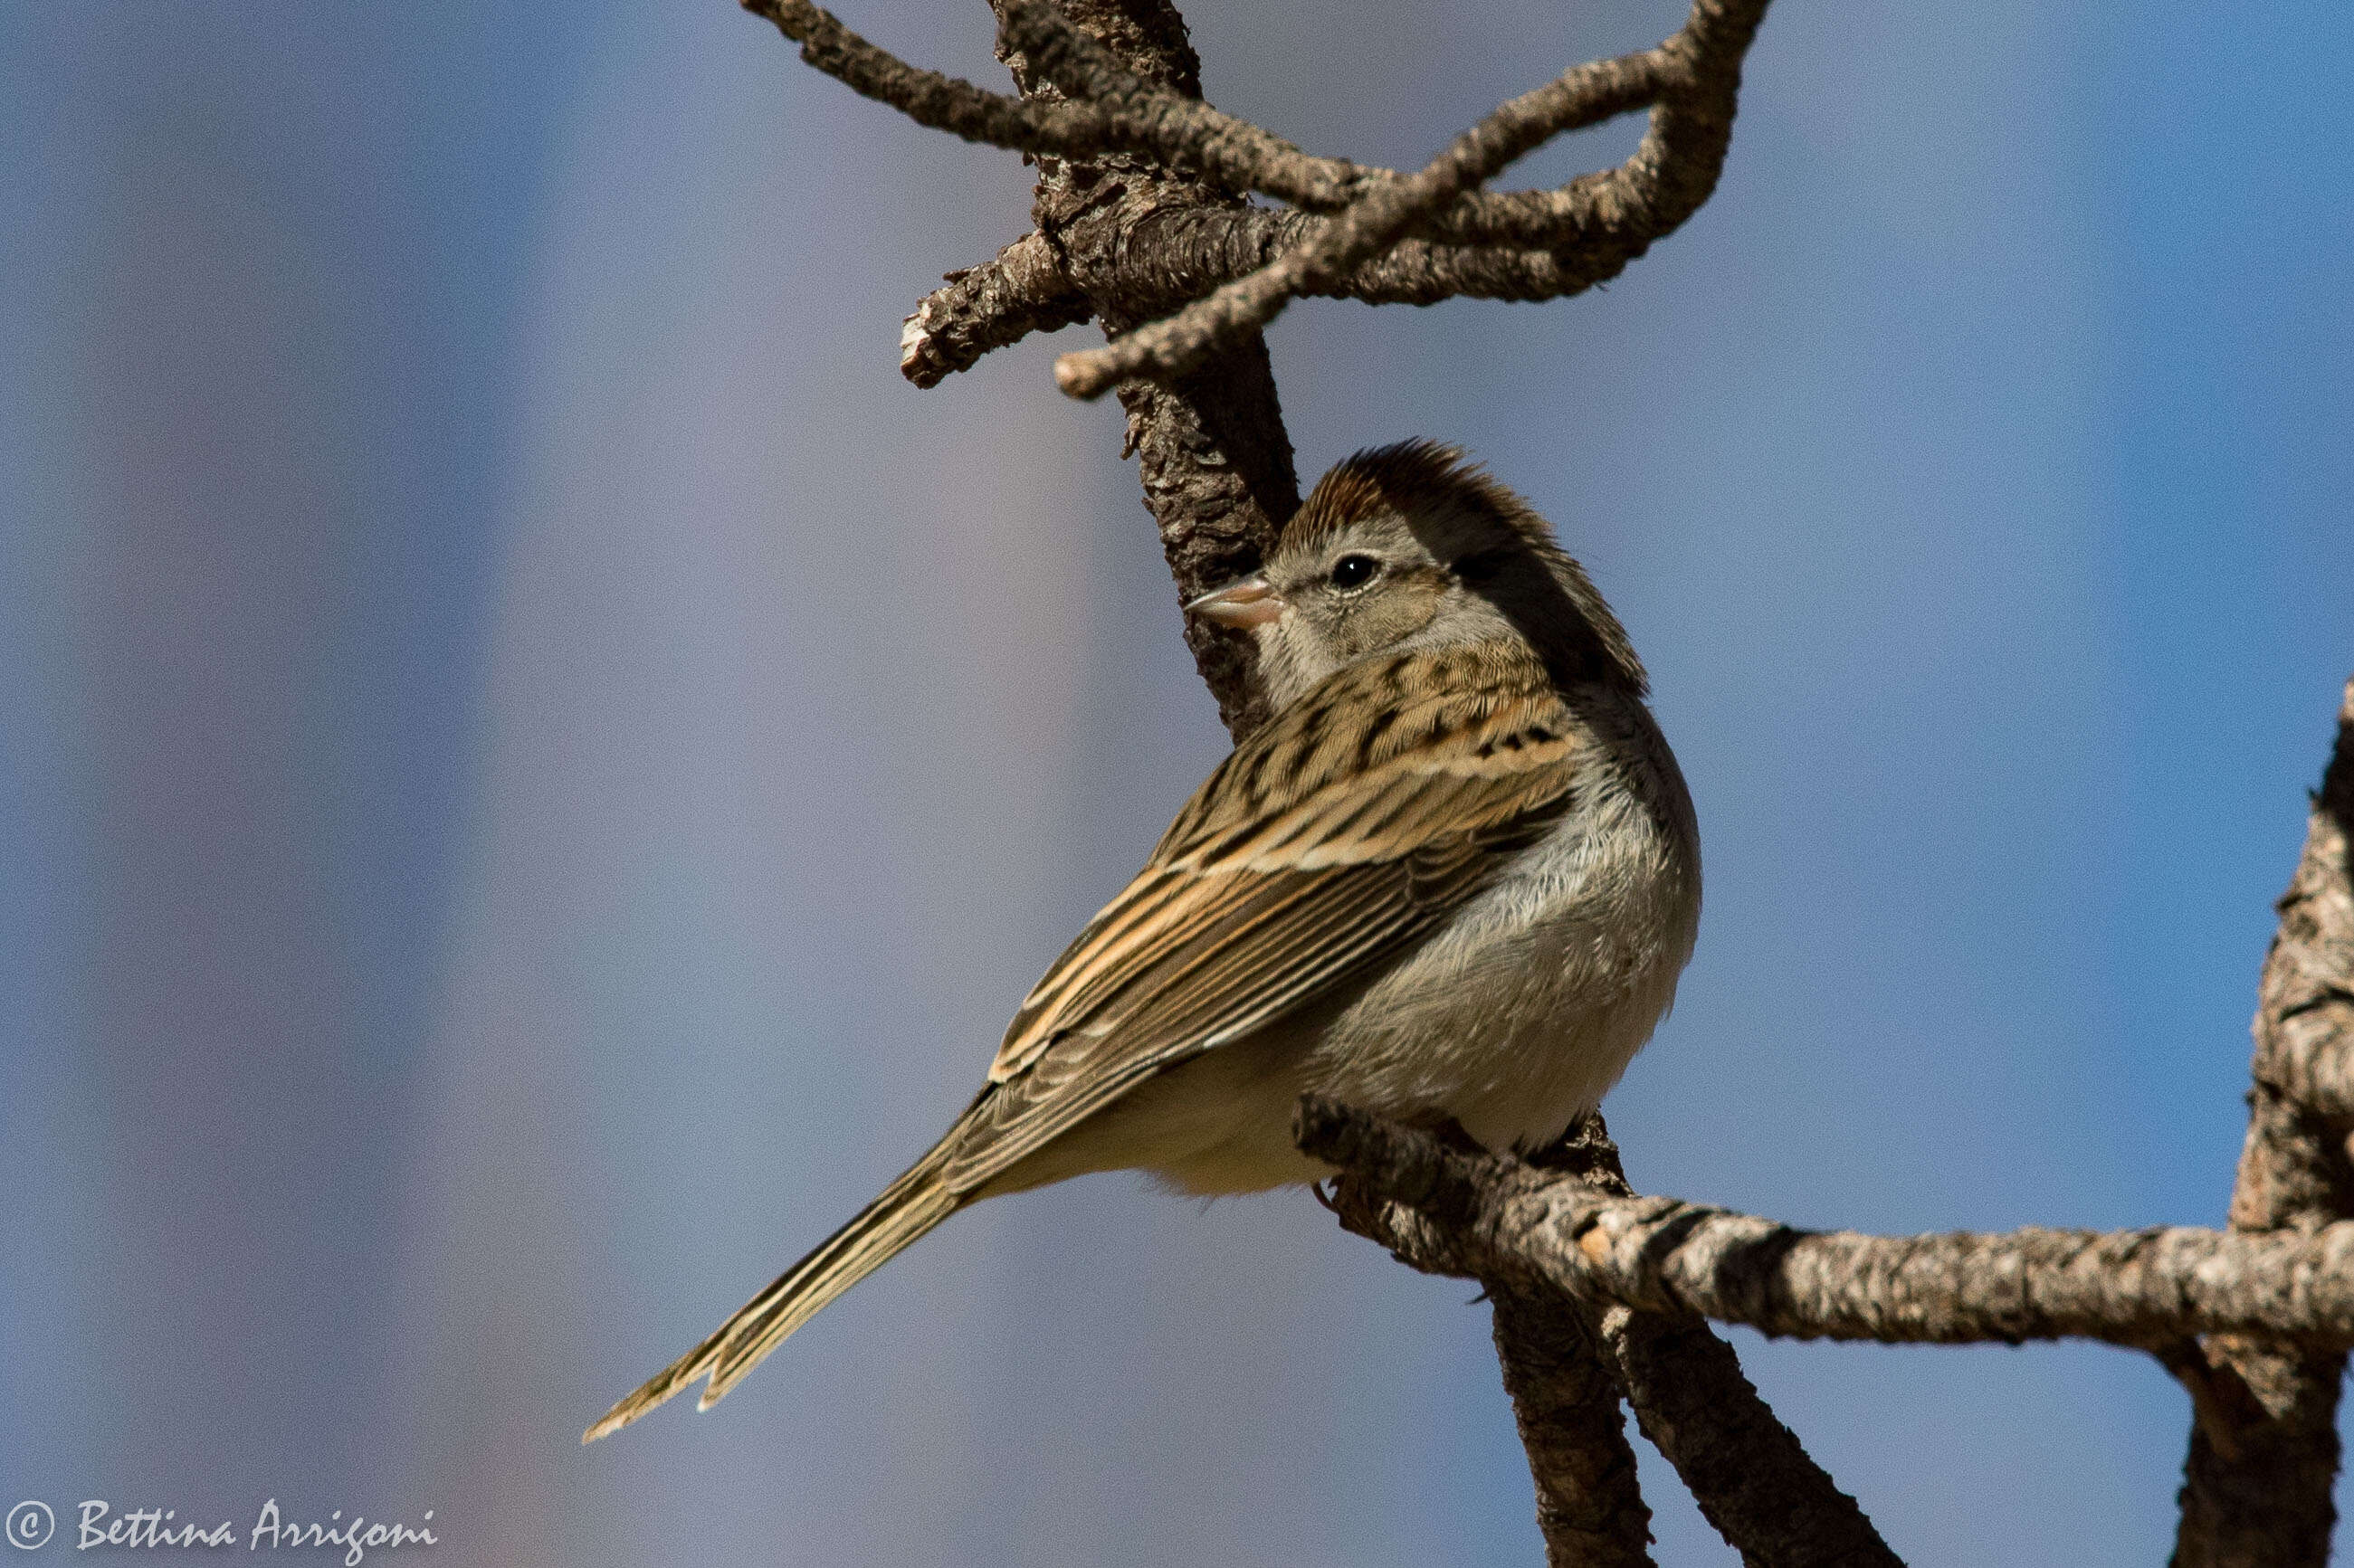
[758,0,1772,400]
[1297,1096,2354,1352]
[747,0,1298,729]
[1600,1309,1898,1568]
[987,0,1298,736]
[1044,35,1679,397]
[899,233,1088,389]
[1329,1113,1901,1567]
[2171,678,2354,1568]
[1489,1290,1657,1568]
[1470,1117,1655,1567]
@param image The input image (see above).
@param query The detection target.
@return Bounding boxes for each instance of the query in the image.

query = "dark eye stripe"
[1454,548,1511,581]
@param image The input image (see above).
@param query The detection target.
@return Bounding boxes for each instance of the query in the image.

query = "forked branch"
[1050,0,1765,396]
[1372,1113,1905,1568]
[1298,1096,2354,1354]
[742,0,1772,396]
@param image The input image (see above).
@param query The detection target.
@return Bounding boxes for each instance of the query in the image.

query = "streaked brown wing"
[940,648,1580,1193]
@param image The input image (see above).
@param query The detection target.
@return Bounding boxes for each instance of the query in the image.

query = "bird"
[584,439,1700,1443]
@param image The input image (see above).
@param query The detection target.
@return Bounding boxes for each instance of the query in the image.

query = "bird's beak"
[1186,572,1285,629]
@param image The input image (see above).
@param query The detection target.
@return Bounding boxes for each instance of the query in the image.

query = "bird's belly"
[1323,920,1685,1155]
[981,1023,1332,1199]
[1303,796,1699,1157]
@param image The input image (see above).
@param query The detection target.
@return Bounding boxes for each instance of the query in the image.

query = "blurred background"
[4,1,2350,1563]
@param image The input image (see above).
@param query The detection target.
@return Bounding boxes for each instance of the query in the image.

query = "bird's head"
[1187,441,1645,711]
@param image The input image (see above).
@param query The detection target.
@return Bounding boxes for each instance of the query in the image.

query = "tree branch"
[985,0,1304,736]
[1051,0,1769,397]
[901,233,1091,387]
[744,0,1770,387]
[1470,1118,1658,1566]
[2171,676,2354,1568]
[1326,1112,1902,1567]
[740,0,1367,214]
[1298,1096,2354,1354]
[1051,40,1674,396]
[1486,1287,1659,1567]
[1000,0,1772,258]
[901,199,1683,390]
[748,0,1666,241]
[1092,205,1685,310]
[1599,1309,1901,1568]
[996,3,1371,207]
[745,0,1065,150]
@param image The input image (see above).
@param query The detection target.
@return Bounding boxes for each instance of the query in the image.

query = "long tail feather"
[583,1143,963,1443]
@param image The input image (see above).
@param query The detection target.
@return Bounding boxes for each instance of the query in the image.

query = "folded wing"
[956,646,1582,1191]
[585,646,1585,1440]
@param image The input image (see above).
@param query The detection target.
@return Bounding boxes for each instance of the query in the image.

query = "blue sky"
[4,3,2350,1563]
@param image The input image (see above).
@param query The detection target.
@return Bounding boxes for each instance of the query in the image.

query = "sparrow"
[585,439,1700,1442]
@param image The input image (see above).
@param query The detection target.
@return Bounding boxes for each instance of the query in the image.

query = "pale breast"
[1302,695,1701,1153]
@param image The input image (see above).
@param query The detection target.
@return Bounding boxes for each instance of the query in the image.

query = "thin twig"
[1051,44,1673,397]
[901,233,1091,386]
[740,0,1367,212]
[1106,205,1683,310]
[744,0,1066,153]
[745,0,1770,378]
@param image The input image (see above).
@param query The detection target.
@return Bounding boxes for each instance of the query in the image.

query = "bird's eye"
[1329,554,1379,591]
